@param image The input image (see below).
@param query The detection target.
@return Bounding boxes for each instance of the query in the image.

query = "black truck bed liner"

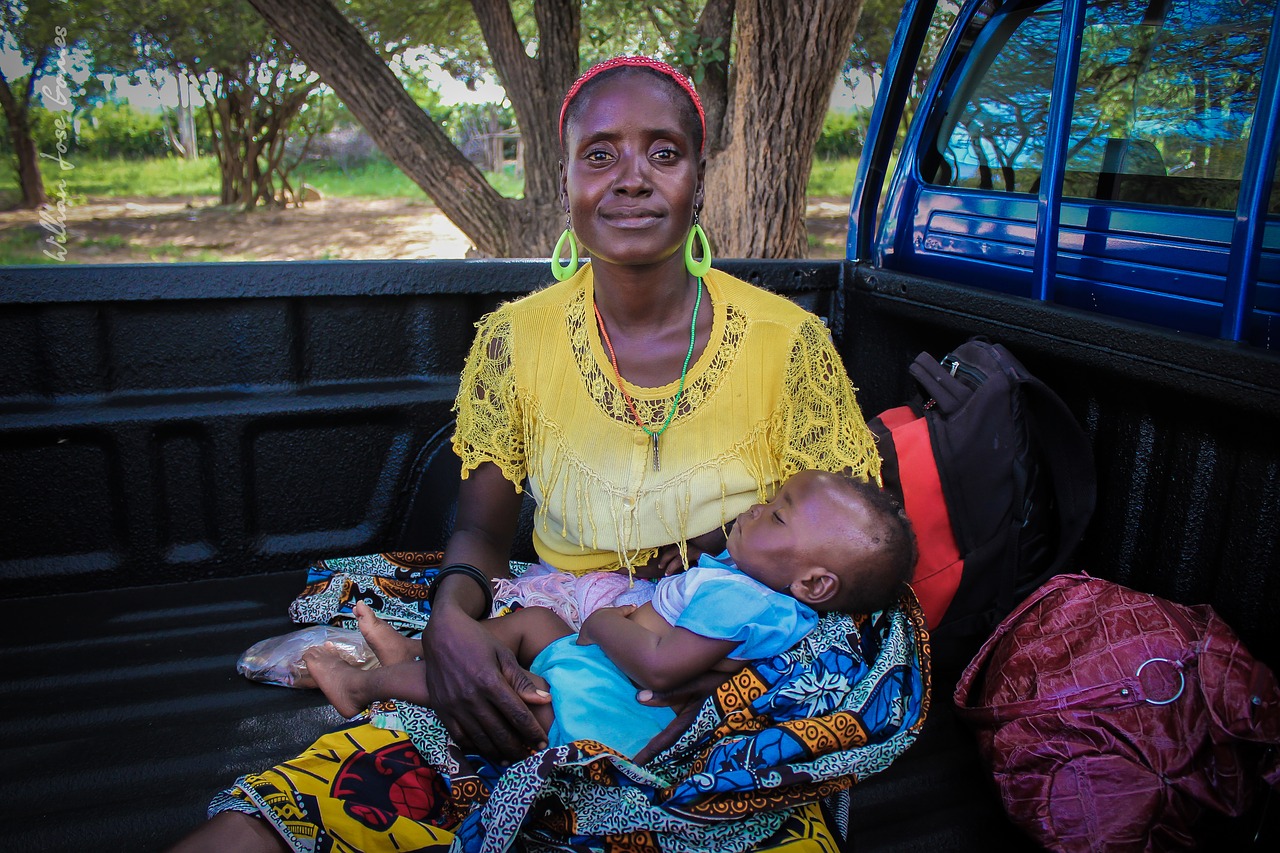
[4,259,1278,850]
[2,569,1038,851]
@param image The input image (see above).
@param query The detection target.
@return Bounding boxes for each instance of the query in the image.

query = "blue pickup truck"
[2,0,1277,849]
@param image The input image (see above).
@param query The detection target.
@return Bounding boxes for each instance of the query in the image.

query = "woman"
[175,56,884,852]
[426,55,880,763]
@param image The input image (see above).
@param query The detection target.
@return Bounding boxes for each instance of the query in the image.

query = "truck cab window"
[926,0,1276,212]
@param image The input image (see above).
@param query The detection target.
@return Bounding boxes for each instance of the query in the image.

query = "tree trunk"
[472,0,578,212]
[467,0,579,254]
[250,0,532,257]
[0,75,48,209]
[693,0,736,153]
[704,0,866,258]
[9,120,48,209]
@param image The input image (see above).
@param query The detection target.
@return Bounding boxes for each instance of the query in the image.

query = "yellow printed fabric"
[453,267,880,575]
[216,724,457,852]
[217,721,835,853]
[756,802,842,853]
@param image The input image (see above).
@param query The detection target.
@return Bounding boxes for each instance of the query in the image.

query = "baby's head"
[726,470,916,614]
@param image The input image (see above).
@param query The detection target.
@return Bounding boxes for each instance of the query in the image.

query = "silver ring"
[1136,657,1185,705]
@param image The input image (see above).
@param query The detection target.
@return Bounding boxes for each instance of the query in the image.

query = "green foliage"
[846,0,959,105]
[57,101,175,158]
[0,0,107,89]
[347,0,490,74]
[815,111,867,160]
[484,164,523,199]
[97,0,326,207]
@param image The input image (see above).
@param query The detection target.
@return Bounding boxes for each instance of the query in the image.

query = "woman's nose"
[612,151,651,194]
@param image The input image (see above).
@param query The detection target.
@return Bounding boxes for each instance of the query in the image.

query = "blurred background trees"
[3,0,929,256]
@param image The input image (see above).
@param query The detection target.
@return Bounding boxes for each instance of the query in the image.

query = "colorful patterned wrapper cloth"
[226,553,931,852]
[385,593,931,852]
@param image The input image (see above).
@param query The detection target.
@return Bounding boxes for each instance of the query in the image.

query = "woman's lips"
[602,209,663,229]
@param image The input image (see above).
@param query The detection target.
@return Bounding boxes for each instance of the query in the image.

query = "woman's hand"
[631,669,738,764]
[420,602,551,763]
[424,462,543,764]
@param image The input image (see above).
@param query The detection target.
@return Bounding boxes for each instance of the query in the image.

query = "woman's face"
[562,75,704,269]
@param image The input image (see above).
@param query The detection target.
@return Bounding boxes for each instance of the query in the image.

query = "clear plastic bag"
[236,625,378,688]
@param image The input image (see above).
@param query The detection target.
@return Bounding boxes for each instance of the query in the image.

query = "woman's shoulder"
[708,269,826,335]
[509,273,585,312]
[478,274,584,333]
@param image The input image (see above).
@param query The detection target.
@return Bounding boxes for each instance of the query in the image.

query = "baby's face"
[726,471,869,594]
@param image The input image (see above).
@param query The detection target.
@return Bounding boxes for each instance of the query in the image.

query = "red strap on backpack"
[874,405,962,629]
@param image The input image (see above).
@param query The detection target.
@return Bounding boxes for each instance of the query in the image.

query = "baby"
[304,470,916,757]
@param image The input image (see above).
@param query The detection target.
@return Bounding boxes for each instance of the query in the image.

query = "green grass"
[293,157,428,199]
[2,153,525,203]
[483,164,525,199]
[293,157,524,200]
[807,156,860,197]
[145,241,233,262]
[37,155,221,199]
[5,151,844,203]
[0,229,66,264]
[0,228,236,265]
[81,235,128,250]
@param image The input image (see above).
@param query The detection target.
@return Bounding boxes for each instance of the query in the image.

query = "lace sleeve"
[772,318,881,483]
[452,312,526,490]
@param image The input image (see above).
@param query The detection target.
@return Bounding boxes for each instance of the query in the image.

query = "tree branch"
[470,0,579,204]
[249,0,514,254]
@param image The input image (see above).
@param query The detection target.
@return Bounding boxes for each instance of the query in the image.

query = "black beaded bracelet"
[429,562,494,616]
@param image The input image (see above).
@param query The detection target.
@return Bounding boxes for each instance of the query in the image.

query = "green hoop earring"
[551,228,578,281]
[685,222,712,278]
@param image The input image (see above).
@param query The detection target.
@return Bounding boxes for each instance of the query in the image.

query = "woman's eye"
[585,149,611,162]
[652,148,678,161]
[772,511,784,524]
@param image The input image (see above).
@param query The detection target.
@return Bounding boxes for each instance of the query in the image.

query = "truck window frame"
[851,0,1280,349]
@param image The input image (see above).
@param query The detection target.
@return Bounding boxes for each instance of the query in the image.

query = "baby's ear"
[792,569,839,607]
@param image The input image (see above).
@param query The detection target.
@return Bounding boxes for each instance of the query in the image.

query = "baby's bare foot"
[291,666,318,689]
[353,601,420,665]
[304,643,375,718]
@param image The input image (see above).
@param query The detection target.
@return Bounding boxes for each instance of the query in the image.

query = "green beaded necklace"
[593,279,703,471]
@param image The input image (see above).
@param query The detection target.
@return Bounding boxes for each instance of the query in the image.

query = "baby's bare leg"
[484,606,574,670]
[310,607,570,731]
[483,607,572,739]
[353,600,420,665]
[304,644,428,718]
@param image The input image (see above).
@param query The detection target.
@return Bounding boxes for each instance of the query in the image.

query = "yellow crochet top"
[453,266,880,576]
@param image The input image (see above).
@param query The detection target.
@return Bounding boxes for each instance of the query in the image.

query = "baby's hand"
[632,549,673,579]
[656,545,688,576]
[641,544,692,578]
[577,604,637,646]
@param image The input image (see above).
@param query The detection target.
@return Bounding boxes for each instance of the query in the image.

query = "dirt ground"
[0,195,852,263]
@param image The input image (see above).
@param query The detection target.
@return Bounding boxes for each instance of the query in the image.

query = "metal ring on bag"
[1135,657,1185,705]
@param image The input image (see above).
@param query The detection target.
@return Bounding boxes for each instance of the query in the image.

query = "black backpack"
[869,338,1097,642]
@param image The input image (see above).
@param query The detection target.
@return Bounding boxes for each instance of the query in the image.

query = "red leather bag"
[954,573,1280,851]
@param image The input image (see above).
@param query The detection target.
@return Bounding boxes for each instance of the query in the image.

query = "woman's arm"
[420,462,551,762]
[578,606,737,693]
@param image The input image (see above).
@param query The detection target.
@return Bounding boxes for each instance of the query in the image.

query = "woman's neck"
[591,254,697,333]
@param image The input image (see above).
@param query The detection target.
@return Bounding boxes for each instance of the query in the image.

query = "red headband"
[559,56,706,153]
